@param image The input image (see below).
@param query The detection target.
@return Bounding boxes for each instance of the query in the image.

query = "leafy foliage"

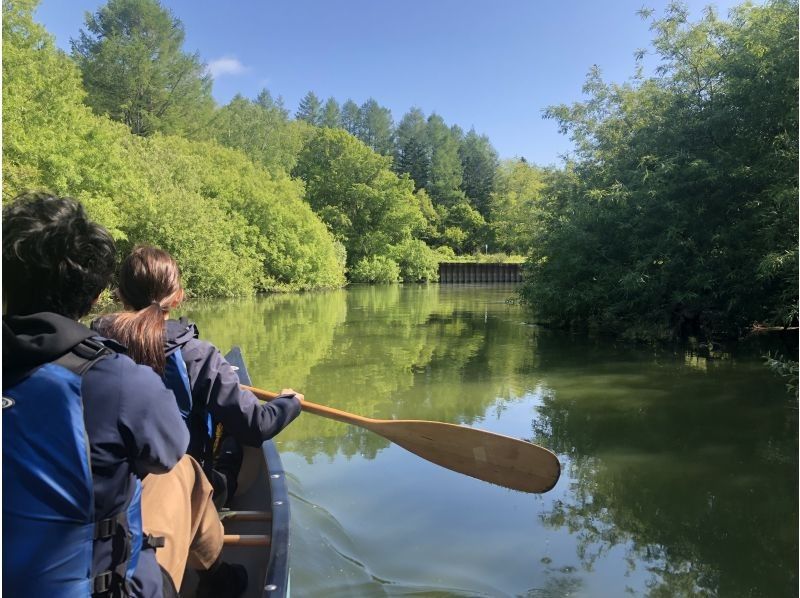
[489,159,545,253]
[201,92,312,175]
[350,255,401,283]
[293,128,428,272]
[521,0,799,339]
[72,0,214,136]
[3,0,130,237]
[388,238,441,282]
[4,0,344,296]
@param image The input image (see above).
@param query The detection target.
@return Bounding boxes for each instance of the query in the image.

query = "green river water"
[183,284,797,598]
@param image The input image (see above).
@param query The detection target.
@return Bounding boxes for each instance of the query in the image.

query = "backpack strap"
[53,338,113,375]
[54,339,137,598]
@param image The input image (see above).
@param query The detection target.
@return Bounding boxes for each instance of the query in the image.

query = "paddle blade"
[241,384,561,493]
[368,419,561,494]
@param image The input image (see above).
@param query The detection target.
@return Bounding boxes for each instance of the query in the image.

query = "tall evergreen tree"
[321,97,341,128]
[340,99,360,136]
[296,91,322,125]
[395,108,431,190]
[71,0,214,137]
[426,113,464,207]
[357,98,394,155]
[256,88,289,118]
[459,129,499,218]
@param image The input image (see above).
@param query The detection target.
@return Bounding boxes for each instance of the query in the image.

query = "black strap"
[53,338,112,376]
[91,570,131,598]
[92,571,113,594]
[144,534,165,550]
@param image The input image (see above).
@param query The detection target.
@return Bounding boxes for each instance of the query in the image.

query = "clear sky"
[35,0,743,165]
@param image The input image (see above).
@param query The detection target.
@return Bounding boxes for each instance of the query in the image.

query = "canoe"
[181,346,291,597]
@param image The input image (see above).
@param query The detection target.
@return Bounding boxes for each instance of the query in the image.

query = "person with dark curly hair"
[2,193,242,598]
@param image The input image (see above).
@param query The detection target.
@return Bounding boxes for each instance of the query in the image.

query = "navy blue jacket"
[92,317,302,461]
[3,313,189,598]
[163,318,302,451]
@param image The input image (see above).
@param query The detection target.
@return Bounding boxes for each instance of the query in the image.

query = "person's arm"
[116,356,189,476]
[189,344,302,447]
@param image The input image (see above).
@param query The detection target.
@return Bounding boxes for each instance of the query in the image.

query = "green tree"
[340,99,360,135]
[442,201,486,254]
[523,0,799,338]
[394,107,431,191]
[356,98,394,155]
[203,92,312,174]
[3,0,130,235]
[293,128,429,274]
[321,97,341,128]
[71,0,213,136]
[389,238,441,282]
[426,113,465,207]
[255,88,289,118]
[121,134,345,294]
[489,159,545,253]
[459,129,499,218]
[4,0,345,296]
[295,91,322,126]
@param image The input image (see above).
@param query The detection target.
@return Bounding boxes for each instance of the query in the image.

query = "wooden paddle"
[241,384,561,494]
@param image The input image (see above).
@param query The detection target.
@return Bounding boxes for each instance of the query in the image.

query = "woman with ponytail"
[94,245,303,499]
[99,246,185,376]
[94,245,304,598]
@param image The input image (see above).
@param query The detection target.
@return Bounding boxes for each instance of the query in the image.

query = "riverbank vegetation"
[3,0,796,340]
[521,1,798,340]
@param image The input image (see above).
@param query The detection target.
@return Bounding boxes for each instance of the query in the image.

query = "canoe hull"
[180,347,290,597]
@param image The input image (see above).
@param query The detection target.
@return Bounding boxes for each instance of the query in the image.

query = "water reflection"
[181,285,797,597]
[529,333,798,597]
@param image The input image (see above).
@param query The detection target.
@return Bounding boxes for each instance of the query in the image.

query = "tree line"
[4,0,533,291]
[4,0,796,339]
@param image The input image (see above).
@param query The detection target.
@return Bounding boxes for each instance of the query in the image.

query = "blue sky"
[35,0,743,165]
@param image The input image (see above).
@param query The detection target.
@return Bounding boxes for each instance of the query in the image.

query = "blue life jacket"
[163,348,213,462]
[163,348,194,423]
[2,339,143,597]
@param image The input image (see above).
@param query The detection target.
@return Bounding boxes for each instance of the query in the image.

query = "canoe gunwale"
[225,347,291,598]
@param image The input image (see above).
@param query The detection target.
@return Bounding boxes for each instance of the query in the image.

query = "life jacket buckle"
[92,570,113,594]
[94,517,117,540]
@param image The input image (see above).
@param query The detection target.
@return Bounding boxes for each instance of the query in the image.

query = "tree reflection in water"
[183,286,797,596]
[530,332,798,597]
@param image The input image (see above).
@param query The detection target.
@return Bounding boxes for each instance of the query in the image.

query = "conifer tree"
[296,91,322,125]
[426,113,464,207]
[357,98,394,155]
[321,97,341,128]
[459,129,499,218]
[72,0,214,137]
[395,108,431,191]
[340,99,360,136]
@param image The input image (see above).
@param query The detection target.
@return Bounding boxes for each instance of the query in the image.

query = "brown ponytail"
[102,245,184,374]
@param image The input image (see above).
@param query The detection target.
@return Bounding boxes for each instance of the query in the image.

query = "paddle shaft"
[241,384,561,494]
[244,386,383,425]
